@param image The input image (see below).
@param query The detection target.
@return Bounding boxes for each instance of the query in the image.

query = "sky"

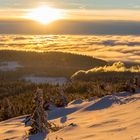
[0,0,140,10]
[0,0,140,19]
[0,0,140,34]
[0,1,140,63]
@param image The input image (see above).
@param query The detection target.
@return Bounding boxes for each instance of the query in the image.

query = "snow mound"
[82,95,124,112]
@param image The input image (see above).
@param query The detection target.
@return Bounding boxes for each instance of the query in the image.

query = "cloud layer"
[0,35,140,63]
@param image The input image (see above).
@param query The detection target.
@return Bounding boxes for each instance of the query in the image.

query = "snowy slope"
[0,91,140,140]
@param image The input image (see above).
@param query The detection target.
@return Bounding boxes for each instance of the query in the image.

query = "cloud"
[0,35,140,63]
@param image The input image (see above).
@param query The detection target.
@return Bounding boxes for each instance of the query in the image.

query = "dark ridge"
[0,50,107,79]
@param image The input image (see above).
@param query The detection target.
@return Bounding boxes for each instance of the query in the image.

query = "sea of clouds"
[0,35,140,63]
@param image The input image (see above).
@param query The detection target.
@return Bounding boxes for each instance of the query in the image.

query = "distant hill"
[0,50,107,79]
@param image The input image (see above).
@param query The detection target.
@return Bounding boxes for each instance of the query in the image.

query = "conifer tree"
[59,87,67,107]
[30,88,50,134]
[2,98,12,120]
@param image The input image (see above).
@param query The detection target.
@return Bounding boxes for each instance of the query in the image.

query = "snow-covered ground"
[0,91,140,140]
[0,61,22,71]
[23,76,68,85]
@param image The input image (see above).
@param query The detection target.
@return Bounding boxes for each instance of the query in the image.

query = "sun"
[26,6,63,24]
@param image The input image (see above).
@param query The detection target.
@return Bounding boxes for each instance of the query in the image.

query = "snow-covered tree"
[30,88,50,134]
[59,87,67,107]
[2,98,13,120]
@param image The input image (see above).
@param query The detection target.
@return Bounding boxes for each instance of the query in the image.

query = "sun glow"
[26,6,63,24]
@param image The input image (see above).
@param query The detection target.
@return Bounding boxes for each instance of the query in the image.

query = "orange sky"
[0,8,140,21]
[0,1,140,34]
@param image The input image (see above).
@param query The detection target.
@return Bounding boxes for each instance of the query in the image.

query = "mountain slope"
[0,91,140,140]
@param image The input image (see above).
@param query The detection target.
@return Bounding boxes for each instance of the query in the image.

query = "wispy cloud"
[65,9,140,21]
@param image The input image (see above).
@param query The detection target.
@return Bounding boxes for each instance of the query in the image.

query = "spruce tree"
[2,98,12,120]
[59,87,67,107]
[30,88,50,134]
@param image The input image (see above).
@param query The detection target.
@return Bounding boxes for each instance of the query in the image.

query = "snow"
[23,76,67,85]
[68,99,84,105]
[0,116,29,140]
[0,91,140,140]
[0,61,22,71]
